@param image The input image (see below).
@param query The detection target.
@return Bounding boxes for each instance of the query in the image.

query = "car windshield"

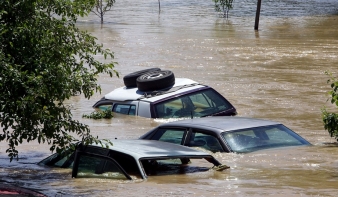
[221,124,310,153]
[154,89,232,118]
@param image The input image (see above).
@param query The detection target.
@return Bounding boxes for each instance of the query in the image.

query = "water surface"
[1,0,338,196]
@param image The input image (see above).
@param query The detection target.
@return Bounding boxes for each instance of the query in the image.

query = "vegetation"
[83,108,114,119]
[213,0,234,18]
[322,72,338,142]
[92,0,116,24]
[0,0,118,161]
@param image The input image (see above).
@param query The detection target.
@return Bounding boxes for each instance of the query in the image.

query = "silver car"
[140,116,311,153]
[38,140,228,180]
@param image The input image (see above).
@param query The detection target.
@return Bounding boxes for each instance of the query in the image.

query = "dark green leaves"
[91,0,116,24]
[82,107,114,119]
[213,0,234,18]
[0,0,117,160]
[322,71,338,141]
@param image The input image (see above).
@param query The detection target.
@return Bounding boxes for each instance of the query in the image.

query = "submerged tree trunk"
[158,0,161,14]
[101,10,104,24]
[91,0,116,25]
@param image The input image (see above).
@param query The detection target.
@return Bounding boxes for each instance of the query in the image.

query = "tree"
[213,0,234,18]
[0,0,118,161]
[322,72,338,142]
[91,0,116,24]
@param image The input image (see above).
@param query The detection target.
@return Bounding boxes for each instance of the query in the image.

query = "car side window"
[97,105,111,111]
[189,93,212,109]
[113,104,136,115]
[188,130,224,152]
[155,98,185,118]
[75,154,131,180]
[150,128,186,145]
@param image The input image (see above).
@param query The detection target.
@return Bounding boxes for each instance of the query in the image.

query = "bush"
[322,71,338,141]
[83,108,114,119]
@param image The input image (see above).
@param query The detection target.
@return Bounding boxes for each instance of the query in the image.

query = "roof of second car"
[104,78,205,102]
[159,116,281,133]
[91,139,212,159]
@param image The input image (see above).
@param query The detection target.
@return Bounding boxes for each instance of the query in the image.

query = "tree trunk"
[158,0,161,14]
[101,11,103,24]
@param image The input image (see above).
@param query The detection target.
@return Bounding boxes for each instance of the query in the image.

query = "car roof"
[159,116,281,132]
[91,139,213,159]
[104,78,206,102]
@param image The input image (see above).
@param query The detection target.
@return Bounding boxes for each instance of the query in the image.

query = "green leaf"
[322,71,338,142]
[0,0,119,160]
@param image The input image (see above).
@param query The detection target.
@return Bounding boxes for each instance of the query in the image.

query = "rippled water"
[1,0,338,196]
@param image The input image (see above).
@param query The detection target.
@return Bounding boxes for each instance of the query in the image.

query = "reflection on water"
[1,0,338,196]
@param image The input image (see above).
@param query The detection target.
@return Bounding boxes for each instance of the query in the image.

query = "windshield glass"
[222,124,310,153]
[155,89,232,118]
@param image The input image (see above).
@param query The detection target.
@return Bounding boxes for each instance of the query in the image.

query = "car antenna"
[190,111,193,119]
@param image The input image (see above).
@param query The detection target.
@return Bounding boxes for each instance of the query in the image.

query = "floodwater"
[1,0,338,196]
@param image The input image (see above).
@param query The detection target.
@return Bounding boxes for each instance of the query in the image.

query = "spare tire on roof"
[123,68,161,88]
[136,70,175,92]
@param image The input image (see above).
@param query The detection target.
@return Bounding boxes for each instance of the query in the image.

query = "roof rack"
[137,83,200,99]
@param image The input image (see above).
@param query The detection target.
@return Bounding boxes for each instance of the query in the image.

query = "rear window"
[154,89,232,118]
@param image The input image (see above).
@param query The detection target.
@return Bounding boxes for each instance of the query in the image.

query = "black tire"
[136,70,175,92]
[123,68,161,88]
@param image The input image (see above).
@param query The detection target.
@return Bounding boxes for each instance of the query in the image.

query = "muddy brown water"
[1,0,338,196]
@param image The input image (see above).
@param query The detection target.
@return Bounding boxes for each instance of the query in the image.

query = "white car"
[93,69,237,119]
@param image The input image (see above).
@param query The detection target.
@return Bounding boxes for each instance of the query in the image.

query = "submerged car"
[140,116,311,153]
[93,68,237,119]
[38,140,228,180]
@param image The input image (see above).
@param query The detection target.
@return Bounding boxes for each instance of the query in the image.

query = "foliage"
[0,0,118,161]
[322,71,338,141]
[92,0,116,24]
[213,0,234,18]
[83,107,114,119]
